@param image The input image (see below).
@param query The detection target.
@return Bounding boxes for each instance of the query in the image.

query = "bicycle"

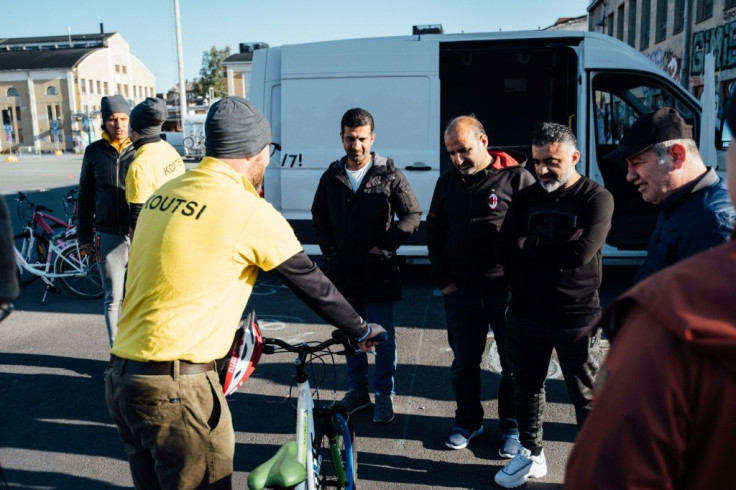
[62,187,79,226]
[182,133,205,159]
[13,192,103,303]
[247,318,383,490]
[14,191,73,286]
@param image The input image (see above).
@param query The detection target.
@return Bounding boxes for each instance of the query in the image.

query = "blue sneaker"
[499,433,521,459]
[444,425,484,450]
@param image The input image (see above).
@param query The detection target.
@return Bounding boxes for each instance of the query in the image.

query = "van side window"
[591,74,698,251]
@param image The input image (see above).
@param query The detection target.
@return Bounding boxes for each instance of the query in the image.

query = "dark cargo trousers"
[105,359,234,489]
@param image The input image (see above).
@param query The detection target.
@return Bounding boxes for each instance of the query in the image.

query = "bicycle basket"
[220,310,264,396]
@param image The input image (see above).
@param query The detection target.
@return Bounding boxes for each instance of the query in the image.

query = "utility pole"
[681,0,692,90]
[174,0,187,130]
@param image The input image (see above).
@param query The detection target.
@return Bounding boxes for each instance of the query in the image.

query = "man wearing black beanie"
[125,97,185,239]
[77,94,135,346]
[106,96,387,487]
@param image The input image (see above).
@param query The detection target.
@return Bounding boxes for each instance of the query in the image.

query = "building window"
[46,86,58,96]
[104,81,109,93]
[655,0,667,43]
[7,87,19,97]
[607,13,614,36]
[96,80,102,94]
[696,0,713,22]
[124,85,129,97]
[14,107,23,143]
[641,0,651,49]
[122,66,127,74]
[674,0,685,34]
[80,79,86,94]
[617,4,625,41]
[115,64,120,73]
[627,0,637,47]
[117,83,122,94]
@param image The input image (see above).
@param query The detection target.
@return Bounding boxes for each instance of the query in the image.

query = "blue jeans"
[346,301,396,397]
[443,286,518,434]
[507,311,599,452]
[96,232,129,346]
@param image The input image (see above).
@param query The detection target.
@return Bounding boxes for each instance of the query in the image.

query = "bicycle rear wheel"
[314,406,357,489]
[55,244,104,299]
[13,231,50,286]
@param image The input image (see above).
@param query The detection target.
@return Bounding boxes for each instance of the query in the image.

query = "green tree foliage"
[193,46,231,99]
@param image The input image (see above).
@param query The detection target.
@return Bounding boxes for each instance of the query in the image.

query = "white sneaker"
[494,447,547,488]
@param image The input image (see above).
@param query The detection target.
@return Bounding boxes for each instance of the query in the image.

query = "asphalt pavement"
[0,155,637,489]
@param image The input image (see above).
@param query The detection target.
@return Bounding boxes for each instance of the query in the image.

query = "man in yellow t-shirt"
[125,97,185,240]
[106,96,386,489]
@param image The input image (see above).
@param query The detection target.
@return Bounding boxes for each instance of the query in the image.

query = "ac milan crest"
[488,193,499,209]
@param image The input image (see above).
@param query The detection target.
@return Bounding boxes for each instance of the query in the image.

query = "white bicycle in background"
[13,192,103,303]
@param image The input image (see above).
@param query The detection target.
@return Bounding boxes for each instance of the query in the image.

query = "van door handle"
[405,162,431,171]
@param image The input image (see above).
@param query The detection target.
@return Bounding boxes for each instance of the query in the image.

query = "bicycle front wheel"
[13,231,49,286]
[314,406,357,489]
[55,244,104,299]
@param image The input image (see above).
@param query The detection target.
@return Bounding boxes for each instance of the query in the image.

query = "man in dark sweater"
[495,122,614,488]
[427,115,534,455]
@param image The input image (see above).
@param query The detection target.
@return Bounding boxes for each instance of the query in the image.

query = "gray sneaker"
[373,394,394,424]
[340,390,371,415]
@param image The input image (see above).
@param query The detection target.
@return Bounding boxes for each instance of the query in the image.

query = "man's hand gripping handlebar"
[356,323,388,353]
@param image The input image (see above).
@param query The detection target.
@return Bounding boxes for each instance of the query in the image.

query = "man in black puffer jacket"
[312,107,421,424]
[77,95,135,346]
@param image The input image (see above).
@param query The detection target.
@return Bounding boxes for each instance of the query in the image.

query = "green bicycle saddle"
[247,440,307,490]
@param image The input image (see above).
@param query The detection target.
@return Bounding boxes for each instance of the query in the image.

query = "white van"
[249,30,724,264]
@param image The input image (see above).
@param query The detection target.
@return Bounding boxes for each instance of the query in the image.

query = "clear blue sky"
[4,0,590,93]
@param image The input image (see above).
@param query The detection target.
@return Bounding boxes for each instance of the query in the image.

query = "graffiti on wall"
[690,21,736,76]
[647,48,683,83]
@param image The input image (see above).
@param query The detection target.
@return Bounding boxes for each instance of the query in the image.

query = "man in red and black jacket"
[427,115,535,456]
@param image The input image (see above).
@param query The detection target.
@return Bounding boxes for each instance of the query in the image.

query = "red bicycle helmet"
[221,310,264,396]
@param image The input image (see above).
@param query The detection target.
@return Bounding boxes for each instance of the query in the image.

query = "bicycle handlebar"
[16,192,53,213]
[262,329,389,357]
[263,330,357,356]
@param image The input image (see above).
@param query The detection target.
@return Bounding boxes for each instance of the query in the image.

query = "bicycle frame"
[250,333,358,490]
[294,373,318,490]
[14,230,87,279]
[16,192,77,244]
[14,228,94,303]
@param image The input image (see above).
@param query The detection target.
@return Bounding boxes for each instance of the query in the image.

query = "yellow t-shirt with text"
[113,157,302,362]
[125,139,185,205]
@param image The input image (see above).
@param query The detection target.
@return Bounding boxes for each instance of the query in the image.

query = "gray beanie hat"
[205,97,271,158]
[130,97,167,137]
[100,95,130,122]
